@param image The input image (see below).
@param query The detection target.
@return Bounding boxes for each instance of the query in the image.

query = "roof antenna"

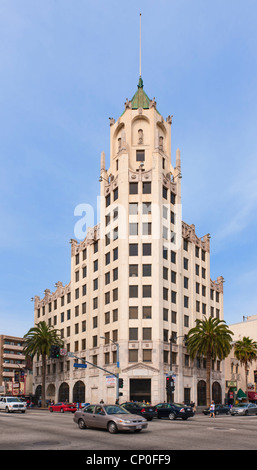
[139,13,142,78]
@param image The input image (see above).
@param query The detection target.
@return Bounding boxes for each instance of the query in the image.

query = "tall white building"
[33,76,224,406]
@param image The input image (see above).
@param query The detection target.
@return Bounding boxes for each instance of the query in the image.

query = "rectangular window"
[143,243,151,256]
[129,223,138,236]
[136,150,145,161]
[129,203,138,215]
[143,182,151,194]
[143,349,152,363]
[129,182,138,194]
[129,285,138,298]
[129,306,138,319]
[143,264,151,276]
[143,328,152,341]
[129,264,138,277]
[129,328,138,341]
[129,243,138,256]
[129,349,138,363]
[143,202,151,214]
[113,247,118,261]
[143,306,152,319]
[143,285,152,297]
[113,187,118,201]
[142,222,151,236]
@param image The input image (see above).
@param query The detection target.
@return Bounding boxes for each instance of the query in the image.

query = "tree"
[234,336,257,395]
[23,321,63,407]
[186,316,233,407]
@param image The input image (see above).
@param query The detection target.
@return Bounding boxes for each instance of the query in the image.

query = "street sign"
[60,348,67,356]
[73,363,87,368]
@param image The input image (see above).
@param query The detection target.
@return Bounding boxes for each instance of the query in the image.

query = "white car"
[0,397,26,413]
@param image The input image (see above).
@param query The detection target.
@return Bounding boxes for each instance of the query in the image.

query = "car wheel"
[108,421,118,434]
[49,407,53,412]
[78,418,87,429]
[168,412,176,420]
[60,408,64,413]
[5,407,10,413]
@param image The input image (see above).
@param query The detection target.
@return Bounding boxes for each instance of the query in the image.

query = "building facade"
[33,77,224,406]
[0,334,32,396]
[225,315,257,404]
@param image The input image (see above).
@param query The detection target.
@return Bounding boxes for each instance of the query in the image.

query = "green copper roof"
[131,76,151,109]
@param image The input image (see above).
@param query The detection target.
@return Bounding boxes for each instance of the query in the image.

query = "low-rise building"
[225,315,257,404]
[0,334,32,396]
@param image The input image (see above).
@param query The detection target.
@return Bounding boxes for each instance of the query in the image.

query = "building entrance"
[130,379,151,403]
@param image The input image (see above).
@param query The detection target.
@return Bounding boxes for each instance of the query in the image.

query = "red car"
[49,402,77,413]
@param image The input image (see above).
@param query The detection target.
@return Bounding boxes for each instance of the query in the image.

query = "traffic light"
[166,376,175,392]
[50,345,60,358]
[118,378,124,389]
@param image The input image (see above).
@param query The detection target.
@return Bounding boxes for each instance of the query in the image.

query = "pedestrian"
[210,401,215,417]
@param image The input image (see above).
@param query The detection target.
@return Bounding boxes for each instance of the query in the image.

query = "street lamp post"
[169,334,187,403]
[100,336,120,403]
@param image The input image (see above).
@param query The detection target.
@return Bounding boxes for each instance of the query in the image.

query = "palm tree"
[234,336,257,396]
[23,321,63,408]
[186,316,233,407]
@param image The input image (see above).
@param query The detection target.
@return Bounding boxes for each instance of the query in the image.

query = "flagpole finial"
[139,13,142,78]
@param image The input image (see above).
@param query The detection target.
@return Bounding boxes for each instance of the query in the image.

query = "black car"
[155,403,194,420]
[121,402,157,421]
[202,404,230,416]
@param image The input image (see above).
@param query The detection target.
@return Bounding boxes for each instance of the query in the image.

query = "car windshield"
[235,404,248,408]
[7,398,22,403]
[104,405,129,415]
[174,403,185,408]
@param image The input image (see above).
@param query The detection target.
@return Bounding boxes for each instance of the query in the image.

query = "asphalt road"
[0,408,256,452]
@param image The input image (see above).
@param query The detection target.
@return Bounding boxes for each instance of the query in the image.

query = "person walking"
[210,401,215,417]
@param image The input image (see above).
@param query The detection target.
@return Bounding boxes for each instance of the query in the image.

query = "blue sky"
[0,0,257,336]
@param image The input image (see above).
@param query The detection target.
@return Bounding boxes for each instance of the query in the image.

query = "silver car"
[230,403,257,416]
[73,404,148,433]
[0,397,26,413]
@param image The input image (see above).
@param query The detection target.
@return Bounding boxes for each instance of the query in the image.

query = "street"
[0,408,256,452]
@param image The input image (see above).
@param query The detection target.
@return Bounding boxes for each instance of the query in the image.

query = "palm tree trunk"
[245,364,248,397]
[41,354,46,408]
[206,353,211,407]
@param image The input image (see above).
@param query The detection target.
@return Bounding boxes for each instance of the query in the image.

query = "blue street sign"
[73,363,87,368]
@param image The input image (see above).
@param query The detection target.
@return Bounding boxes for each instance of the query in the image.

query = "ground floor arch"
[46,384,55,401]
[212,381,222,404]
[58,382,69,402]
[73,380,85,403]
[197,380,206,406]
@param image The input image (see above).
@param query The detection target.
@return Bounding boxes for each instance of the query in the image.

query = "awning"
[248,391,257,400]
[237,388,247,399]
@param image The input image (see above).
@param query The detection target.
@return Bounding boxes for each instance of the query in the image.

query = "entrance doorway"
[130,379,151,402]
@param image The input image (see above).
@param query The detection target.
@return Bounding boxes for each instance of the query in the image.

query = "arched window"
[212,382,222,404]
[138,129,144,144]
[73,380,85,403]
[58,382,69,402]
[197,380,206,406]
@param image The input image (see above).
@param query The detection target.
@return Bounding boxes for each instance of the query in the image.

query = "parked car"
[74,404,148,433]
[230,403,257,416]
[0,397,26,413]
[202,404,231,416]
[121,402,157,421]
[155,402,194,420]
[49,402,77,413]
